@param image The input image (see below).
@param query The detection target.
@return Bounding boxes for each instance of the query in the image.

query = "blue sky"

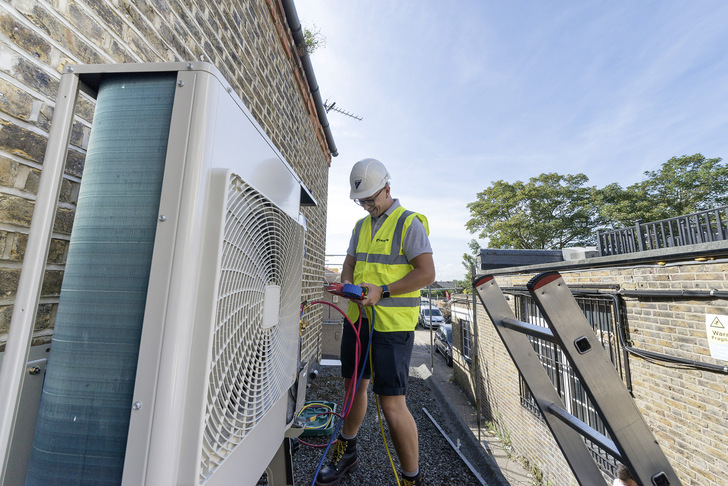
[293,0,728,281]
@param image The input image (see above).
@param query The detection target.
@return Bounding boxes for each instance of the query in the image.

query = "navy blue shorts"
[340,318,414,396]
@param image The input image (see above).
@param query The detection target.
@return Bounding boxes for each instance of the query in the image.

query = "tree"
[597,154,728,226]
[466,173,597,249]
[592,182,650,229]
[643,154,728,212]
[455,239,481,293]
[465,154,728,251]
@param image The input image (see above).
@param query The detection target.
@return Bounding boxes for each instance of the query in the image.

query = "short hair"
[616,463,634,480]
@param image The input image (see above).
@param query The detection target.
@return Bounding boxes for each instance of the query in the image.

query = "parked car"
[434,324,453,366]
[419,305,445,329]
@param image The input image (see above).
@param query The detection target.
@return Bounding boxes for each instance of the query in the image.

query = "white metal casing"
[1,62,310,486]
[108,63,307,486]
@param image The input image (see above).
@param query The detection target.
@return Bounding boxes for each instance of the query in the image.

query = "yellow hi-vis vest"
[346,206,429,332]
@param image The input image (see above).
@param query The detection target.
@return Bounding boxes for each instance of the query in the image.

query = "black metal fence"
[596,206,728,256]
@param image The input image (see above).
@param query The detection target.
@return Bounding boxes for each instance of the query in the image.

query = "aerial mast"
[324,99,362,121]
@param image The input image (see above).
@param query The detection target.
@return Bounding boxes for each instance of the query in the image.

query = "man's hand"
[358,283,383,306]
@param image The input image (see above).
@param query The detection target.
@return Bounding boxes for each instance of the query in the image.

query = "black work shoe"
[401,471,425,486]
[315,438,359,485]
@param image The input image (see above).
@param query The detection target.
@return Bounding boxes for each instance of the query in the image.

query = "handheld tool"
[327,283,367,300]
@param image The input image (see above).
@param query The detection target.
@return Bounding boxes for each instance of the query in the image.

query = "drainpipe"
[281,0,339,157]
[471,264,481,444]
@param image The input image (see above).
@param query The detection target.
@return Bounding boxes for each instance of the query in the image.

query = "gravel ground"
[259,364,489,486]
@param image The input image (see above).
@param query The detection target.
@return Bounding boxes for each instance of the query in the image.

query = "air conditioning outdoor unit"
[0,62,315,486]
[561,247,600,261]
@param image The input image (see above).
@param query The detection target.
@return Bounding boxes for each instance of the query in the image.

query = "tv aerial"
[324,99,362,121]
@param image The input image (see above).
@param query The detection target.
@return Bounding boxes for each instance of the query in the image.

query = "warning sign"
[705,314,728,361]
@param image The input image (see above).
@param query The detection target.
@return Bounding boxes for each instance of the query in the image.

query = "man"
[316,158,435,486]
[612,464,637,486]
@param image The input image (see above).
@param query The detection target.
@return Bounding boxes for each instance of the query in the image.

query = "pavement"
[411,328,533,486]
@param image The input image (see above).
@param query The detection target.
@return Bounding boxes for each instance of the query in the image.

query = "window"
[510,291,627,472]
[461,318,472,362]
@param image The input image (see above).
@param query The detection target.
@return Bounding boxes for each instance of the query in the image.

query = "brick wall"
[0,0,330,350]
[453,260,728,486]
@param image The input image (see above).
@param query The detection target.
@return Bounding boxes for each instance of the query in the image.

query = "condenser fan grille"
[201,174,304,478]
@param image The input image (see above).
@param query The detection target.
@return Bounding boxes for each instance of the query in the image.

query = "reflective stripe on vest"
[346,206,429,332]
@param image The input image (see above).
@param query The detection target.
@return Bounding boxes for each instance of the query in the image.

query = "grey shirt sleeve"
[403,217,432,261]
[346,227,357,257]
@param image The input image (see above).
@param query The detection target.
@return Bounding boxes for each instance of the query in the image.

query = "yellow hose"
[371,324,401,486]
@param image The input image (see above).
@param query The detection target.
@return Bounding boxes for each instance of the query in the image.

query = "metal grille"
[200,174,305,480]
[513,292,627,435]
[26,73,177,485]
[513,291,628,473]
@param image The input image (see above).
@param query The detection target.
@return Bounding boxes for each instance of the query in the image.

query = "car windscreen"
[423,308,442,317]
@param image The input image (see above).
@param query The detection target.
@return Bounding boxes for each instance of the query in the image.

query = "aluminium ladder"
[473,271,681,486]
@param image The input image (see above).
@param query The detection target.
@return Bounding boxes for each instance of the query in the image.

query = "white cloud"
[296,0,728,280]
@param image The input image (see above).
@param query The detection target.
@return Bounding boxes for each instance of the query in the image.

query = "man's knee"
[379,395,408,419]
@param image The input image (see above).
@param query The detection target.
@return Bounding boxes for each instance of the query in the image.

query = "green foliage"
[302,24,326,54]
[596,154,728,226]
[456,239,482,293]
[466,173,597,249]
[451,280,470,294]
[466,154,728,249]
[591,182,649,229]
[462,239,479,275]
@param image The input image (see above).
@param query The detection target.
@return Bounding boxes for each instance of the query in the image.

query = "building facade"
[0,0,331,351]
[451,243,728,486]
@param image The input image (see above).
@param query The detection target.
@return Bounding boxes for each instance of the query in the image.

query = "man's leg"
[342,377,369,437]
[379,394,419,472]
[315,319,370,485]
[371,330,424,484]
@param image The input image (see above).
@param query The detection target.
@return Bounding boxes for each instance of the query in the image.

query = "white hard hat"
[349,158,390,199]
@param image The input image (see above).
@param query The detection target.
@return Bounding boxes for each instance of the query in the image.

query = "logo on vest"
[376,238,389,242]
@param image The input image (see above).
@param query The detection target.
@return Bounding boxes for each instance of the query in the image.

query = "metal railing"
[596,206,728,256]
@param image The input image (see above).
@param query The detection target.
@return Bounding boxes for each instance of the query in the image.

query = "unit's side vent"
[201,173,304,479]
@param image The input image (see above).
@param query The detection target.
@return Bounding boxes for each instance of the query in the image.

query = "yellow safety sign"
[706,314,728,361]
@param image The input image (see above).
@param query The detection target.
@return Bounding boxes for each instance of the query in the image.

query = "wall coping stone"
[480,240,728,276]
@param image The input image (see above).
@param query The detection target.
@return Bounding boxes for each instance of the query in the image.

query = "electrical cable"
[610,302,728,375]
[371,317,401,486]
[500,288,728,375]
[302,297,406,486]
[305,300,374,486]
[303,300,363,416]
[309,312,373,486]
[624,344,728,374]
[298,402,336,431]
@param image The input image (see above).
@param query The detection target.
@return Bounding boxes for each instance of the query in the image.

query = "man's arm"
[359,252,435,306]
[341,254,356,285]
